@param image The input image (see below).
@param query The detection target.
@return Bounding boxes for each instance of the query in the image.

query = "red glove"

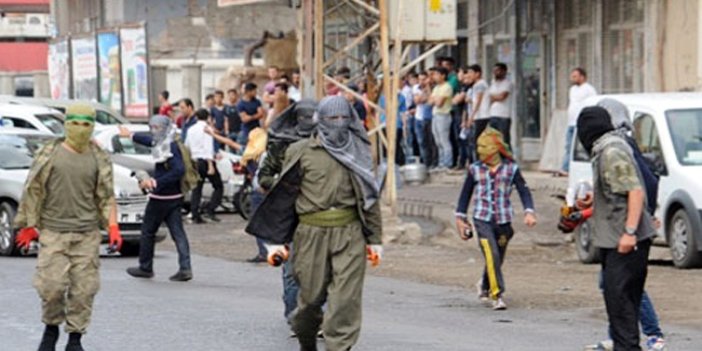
[108,224,123,252]
[16,227,39,250]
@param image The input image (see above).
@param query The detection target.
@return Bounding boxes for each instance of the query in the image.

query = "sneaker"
[646,336,667,351]
[317,330,324,339]
[584,340,613,351]
[246,255,267,263]
[289,329,297,338]
[492,297,507,310]
[192,216,206,224]
[475,280,489,301]
[169,270,193,282]
[126,267,154,279]
[204,212,221,223]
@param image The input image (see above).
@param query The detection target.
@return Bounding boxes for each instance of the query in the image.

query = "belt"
[298,207,358,227]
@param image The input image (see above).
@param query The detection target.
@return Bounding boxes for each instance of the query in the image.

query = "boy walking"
[454,127,537,310]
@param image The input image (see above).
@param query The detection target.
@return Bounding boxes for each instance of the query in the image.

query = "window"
[2,117,37,130]
[96,110,121,125]
[633,113,664,167]
[665,109,702,166]
[35,114,65,135]
[111,134,151,155]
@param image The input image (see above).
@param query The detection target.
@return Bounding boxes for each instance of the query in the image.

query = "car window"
[633,113,664,162]
[111,134,151,155]
[96,110,121,125]
[35,114,65,135]
[1,116,37,130]
[0,134,54,169]
[665,108,702,165]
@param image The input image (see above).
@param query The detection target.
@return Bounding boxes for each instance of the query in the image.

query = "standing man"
[429,66,454,169]
[289,69,302,102]
[263,65,281,107]
[185,109,224,224]
[465,64,490,141]
[237,82,265,148]
[158,90,174,119]
[488,63,513,146]
[204,93,215,110]
[211,90,228,137]
[439,57,460,94]
[247,96,383,351]
[225,89,242,145]
[122,116,193,282]
[576,106,656,351]
[561,67,597,176]
[14,104,122,351]
[179,98,198,141]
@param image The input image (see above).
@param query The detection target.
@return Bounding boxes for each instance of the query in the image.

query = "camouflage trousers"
[33,229,101,334]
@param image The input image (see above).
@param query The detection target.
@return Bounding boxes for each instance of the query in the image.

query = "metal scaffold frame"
[299,0,455,215]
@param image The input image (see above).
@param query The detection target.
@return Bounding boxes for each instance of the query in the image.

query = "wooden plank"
[314,0,324,99]
[344,0,380,16]
[323,74,385,114]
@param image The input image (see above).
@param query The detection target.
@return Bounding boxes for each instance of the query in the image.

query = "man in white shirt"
[561,67,597,176]
[465,64,490,147]
[488,63,513,146]
[184,108,223,223]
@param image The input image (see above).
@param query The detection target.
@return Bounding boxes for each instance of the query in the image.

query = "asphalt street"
[2,251,700,351]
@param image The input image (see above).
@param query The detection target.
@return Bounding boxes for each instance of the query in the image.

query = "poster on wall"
[97,32,122,114]
[71,36,98,101]
[119,26,149,119]
[48,38,71,100]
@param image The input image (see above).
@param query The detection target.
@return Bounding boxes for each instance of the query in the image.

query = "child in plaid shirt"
[455,127,537,310]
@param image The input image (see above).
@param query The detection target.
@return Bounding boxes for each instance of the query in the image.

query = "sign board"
[48,38,71,100]
[97,32,122,114]
[388,0,456,42]
[218,0,274,6]
[70,36,98,101]
[120,26,149,119]
[425,0,457,41]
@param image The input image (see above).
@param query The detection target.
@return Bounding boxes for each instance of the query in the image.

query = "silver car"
[0,128,164,256]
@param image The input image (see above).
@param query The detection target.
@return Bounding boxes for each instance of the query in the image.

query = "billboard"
[48,39,70,100]
[70,36,98,101]
[120,26,149,119]
[97,32,122,113]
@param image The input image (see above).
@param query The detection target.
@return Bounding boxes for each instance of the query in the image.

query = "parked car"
[0,95,129,125]
[92,125,245,213]
[0,128,164,257]
[567,93,702,268]
[0,103,64,135]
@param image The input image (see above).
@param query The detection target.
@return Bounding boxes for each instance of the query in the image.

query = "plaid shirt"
[455,161,535,224]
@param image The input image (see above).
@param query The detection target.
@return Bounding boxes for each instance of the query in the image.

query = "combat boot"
[38,324,59,351]
[65,333,84,351]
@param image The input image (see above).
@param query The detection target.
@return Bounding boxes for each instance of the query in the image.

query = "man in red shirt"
[158,91,174,119]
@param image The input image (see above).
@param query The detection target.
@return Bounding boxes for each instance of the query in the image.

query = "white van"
[567,93,702,268]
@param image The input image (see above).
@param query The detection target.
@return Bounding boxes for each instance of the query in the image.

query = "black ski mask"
[576,106,615,155]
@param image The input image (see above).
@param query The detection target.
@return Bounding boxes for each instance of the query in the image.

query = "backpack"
[626,136,659,215]
[173,135,200,194]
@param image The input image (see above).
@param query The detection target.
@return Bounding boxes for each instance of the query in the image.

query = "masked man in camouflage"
[247,96,382,351]
[15,104,123,351]
[576,106,656,351]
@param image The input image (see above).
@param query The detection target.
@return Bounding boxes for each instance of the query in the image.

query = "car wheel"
[234,187,252,221]
[668,209,702,268]
[575,220,601,264]
[119,242,140,257]
[0,202,17,256]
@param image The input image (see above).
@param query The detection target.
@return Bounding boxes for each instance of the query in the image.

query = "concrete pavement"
[2,252,700,351]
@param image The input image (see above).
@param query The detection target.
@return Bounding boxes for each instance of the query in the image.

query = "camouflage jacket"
[14,139,114,230]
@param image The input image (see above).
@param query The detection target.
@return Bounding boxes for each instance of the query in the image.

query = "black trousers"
[601,239,651,351]
[190,159,224,217]
[139,198,191,272]
[424,119,438,167]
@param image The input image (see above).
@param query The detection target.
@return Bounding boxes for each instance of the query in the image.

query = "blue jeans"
[432,113,453,168]
[562,126,575,172]
[139,198,191,272]
[251,189,267,257]
[599,271,663,338]
[282,245,299,321]
[414,119,428,164]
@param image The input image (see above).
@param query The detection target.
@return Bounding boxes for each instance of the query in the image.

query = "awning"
[0,0,49,12]
[0,42,48,72]
[217,0,276,7]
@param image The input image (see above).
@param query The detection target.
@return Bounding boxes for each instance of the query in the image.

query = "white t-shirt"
[412,84,425,121]
[488,79,512,118]
[184,120,215,160]
[471,79,490,120]
[567,82,597,126]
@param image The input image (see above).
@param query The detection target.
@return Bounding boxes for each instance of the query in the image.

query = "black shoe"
[169,270,193,282]
[38,325,59,351]
[203,212,221,222]
[65,333,84,351]
[126,267,154,279]
[192,216,206,224]
[246,255,266,263]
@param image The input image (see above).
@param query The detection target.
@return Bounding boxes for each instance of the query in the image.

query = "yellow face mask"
[477,127,511,167]
[64,119,95,153]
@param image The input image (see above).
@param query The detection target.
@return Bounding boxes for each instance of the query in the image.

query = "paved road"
[2,252,700,351]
